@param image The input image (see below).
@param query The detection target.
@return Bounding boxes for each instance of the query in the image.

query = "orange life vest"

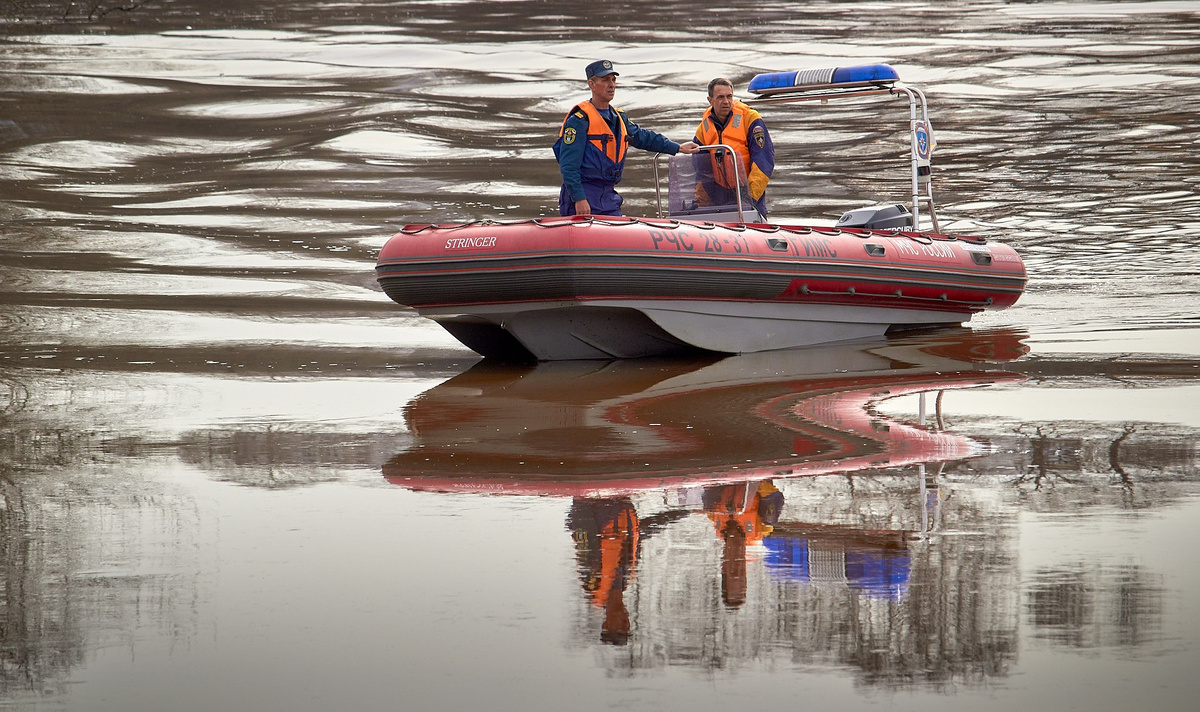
[694,101,761,190]
[558,100,629,170]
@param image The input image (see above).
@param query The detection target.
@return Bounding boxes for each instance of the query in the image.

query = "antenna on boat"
[743,63,941,233]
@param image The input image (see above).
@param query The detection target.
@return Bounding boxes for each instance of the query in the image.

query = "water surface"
[2,1,1200,710]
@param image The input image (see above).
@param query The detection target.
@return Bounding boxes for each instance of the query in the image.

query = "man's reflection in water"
[568,481,785,642]
[568,497,639,645]
[567,497,689,645]
[704,481,784,607]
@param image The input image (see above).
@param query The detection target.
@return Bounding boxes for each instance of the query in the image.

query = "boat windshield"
[664,148,765,223]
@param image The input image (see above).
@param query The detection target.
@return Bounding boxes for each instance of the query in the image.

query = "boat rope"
[638,218,684,229]
[399,216,987,245]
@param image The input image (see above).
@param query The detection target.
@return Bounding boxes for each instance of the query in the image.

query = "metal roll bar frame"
[745,83,940,232]
[652,81,941,232]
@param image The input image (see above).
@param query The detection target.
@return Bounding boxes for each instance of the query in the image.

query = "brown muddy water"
[3,1,1200,710]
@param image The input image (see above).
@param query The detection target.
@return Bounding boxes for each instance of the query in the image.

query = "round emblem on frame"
[914,121,930,160]
[564,127,577,144]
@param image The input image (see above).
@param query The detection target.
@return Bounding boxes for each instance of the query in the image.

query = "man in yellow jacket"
[693,77,776,217]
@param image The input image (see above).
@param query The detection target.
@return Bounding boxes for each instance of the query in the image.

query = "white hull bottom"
[422,299,969,361]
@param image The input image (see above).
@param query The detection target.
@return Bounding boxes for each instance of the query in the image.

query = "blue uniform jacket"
[554,105,681,216]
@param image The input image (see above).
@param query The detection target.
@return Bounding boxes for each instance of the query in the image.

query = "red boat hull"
[376,216,1027,360]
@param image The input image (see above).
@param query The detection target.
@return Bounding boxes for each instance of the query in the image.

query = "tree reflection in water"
[0,427,203,699]
[2,333,1195,695]
[567,472,1021,688]
[563,454,1182,687]
[1027,564,1163,650]
[380,330,1191,688]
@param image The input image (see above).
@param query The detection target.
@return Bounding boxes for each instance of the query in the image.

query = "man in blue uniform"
[554,60,699,216]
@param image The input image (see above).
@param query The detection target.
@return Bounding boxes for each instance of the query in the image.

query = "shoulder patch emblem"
[564,126,577,144]
[753,126,765,148]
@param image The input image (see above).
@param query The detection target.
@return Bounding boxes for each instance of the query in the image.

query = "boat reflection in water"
[385,328,1027,494]
[384,328,1029,680]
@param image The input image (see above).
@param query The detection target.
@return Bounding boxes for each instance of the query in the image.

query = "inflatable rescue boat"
[376,64,1027,361]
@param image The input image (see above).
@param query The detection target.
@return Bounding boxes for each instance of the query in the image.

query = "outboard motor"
[837,204,913,230]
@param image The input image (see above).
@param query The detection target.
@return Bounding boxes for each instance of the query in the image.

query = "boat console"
[660,144,767,224]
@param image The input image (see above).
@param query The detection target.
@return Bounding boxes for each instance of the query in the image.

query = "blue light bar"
[747,63,900,96]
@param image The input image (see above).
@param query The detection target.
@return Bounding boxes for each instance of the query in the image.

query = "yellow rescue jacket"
[694,101,770,201]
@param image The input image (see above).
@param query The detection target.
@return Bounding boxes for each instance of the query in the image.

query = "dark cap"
[585,59,619,80]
